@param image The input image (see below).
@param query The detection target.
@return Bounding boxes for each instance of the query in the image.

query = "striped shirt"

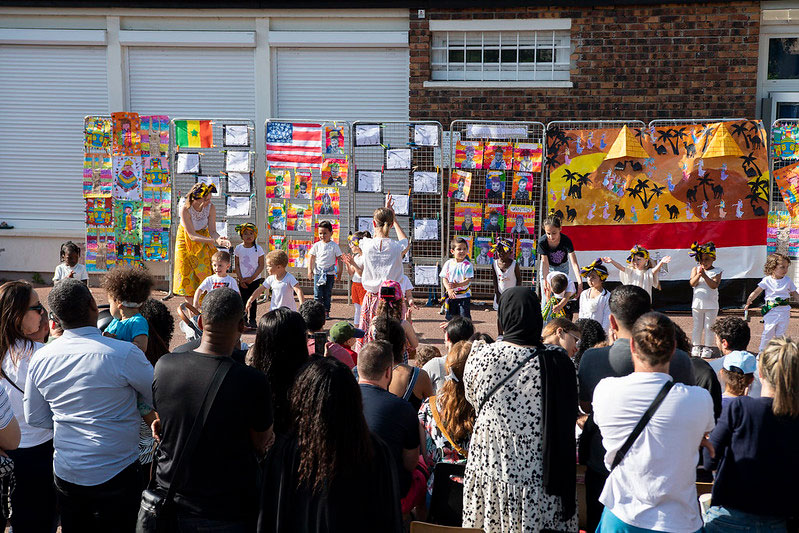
[0,388,14,430]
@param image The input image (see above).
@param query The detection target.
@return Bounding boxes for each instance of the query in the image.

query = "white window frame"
[424,19,572,89]
[758,8,799,120]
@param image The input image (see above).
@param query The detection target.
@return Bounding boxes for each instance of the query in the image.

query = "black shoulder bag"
[136,359,233,533]
[610,380,674,471]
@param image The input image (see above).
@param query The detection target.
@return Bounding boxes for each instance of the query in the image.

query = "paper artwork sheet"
[414,219,439,241]
[113,200,143,244]
[227,196,251,218]
[414,124,439,147]
[448,169,472,200]
[774,161,799,216]
[142,188,171,231]
[112,156,142,201]
[391,194,410,216]
[216,222,228,238]
[140,115,169,157]
[414,265,439,286]
[287,204,312,232]
[112,112,141,156]
[226,151,251,172]
[224,125,250,147]
[176,153,200,174]
[483,142,514,170]
[512,172,534,201]
[294,169,313,199]
[116,243,141,267]
[473,236,494,266]
[322,158,348,186]
[83,155,112,197]
[84,116,112,154]
[455,141,483,169]
[485,170,506,200]
[266,168,290,199]
[516,238,537,267]
[484,204,505,233]
[386,149,412,170]
[314,187,340,216]
[513,142,543,172]
[269,235,287,251]
[455,202,483,232]
[142,156,169,189]
[85,197,113,227]
[143,230,169,262]
[196,176,221,197]
[355,124,381,146]
[227,172,251,193]
[507,204,536,235]
[289,240,312,268]
[413,171,439,193]
[268,201,287,231]
[358,171,382,193]
[357,217,373,234]
[85,226,115,272]
[326,125,346,154]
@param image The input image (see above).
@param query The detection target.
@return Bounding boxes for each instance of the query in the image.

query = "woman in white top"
[344,194,408,351]
[173,182,231,303]
[0,281,56,531]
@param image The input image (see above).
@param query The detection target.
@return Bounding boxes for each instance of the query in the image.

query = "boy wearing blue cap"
[720,351,757,410]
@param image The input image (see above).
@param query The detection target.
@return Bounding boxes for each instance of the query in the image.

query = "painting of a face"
[516,215,524,226]
[489,214,499,226]
[491,179,501,192]
[522,246,532,259]
[464,211,472,223]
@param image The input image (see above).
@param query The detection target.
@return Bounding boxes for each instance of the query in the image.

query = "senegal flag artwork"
[175,120,213,148]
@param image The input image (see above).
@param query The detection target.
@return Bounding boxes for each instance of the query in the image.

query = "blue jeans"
[598,508,702,532]
[446,297,471,320]
[313,273,335,313]
[704,506,787,532]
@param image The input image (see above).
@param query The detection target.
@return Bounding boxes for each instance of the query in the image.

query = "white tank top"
[179,197,211,231]
[493,259,517,293]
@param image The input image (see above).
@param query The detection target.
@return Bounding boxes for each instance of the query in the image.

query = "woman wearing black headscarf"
[462,287,578,532]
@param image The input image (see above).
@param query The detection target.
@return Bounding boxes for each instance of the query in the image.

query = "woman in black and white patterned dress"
[463,287,578,532]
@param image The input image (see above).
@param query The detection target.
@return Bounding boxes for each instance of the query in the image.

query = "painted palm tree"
[672,127,689,155]
[740,151,762,177]
[563,168,581,198]
[697,172,715,202]
[731,122,751,149]
[546,128,573,166]
[625,178,664,209]
[656,128,678,155]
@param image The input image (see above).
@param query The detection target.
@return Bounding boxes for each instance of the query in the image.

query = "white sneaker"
[691,346,702,357]
[701,347,714,359]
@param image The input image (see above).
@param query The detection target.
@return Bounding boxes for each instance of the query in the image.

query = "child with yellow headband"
[603,245,671,299]
[578,259,611,332]
[345,231,370,327]
[689,241,723,358]
[234,222,265,329]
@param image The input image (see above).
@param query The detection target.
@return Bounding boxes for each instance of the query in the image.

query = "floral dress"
[462,341,578,532]
[418,396,469,497]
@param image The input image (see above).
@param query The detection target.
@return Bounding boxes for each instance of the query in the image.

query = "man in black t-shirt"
[358,341,420,495]
[153,288,274,530]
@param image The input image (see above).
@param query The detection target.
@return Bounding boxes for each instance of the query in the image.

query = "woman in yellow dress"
[173,183,231,302]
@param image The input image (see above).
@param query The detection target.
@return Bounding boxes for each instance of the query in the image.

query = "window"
[431,29,570,82]
[768,37,799,80]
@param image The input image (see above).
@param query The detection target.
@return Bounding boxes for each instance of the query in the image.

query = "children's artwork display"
[354,124,381,146]
[84,116,111,153]
[83,155,112,197]
[391,194,410,216]
[386,149,412,170]
[143,156,169,189]
[772,123,799,160]
[175,119,213,149]
[483,204,505,232]
[176,153,200,174]
[485,171,506,200]
[448,170,472,200]
[268,201,287,231]
[506,204,535,235]
[314,187,340,216]
[454,202,483,232]
[513,142,543,172]
[227,172,251,193]
[116,243,141,267]
[483,142,514,170]
[227,196,251,218]
[414,265,439,286]
[143,230,169,261]
[140,116,169,156]
[289,240,312,268]
[225,151,251,173]
[512,172,534,201]
[112,112,141,156]
[85,226,115,272]
[223,124,249,147]
[287,204,312,232]
[455,140,483,169]
[196,176,221,197]
[142,188,171,232]
[358,171,382,193]
[325,125,345,154]
[516,238,537,267]
[357,217,373,234]
[294,169,313,199]
[413,171,439,193]
[269,234,287,251]
[414,124,439,147]
[767,211,790,255]
[473,236,493,265]
[265,168,290,199]
[113,200,142,244]
[322,158,348,186]
[266,121,324,169]
[85,197,113,227]
[414,219,439,240]
[112,156,142,201]
[774,161,799,216]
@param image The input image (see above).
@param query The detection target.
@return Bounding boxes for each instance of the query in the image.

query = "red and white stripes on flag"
[266,122,323,169]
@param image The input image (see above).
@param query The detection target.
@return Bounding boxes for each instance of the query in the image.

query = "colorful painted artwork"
[483,142,514,170]
[143,230,169,261]
[142,188,171,231]
[113,200,143,244]
[112,155,142,201]
[325,125,345,154]
[288,239,312,268]
[454,202,483,232]
[513,142,543,172]
[116,243,141,267]
[85,116,112,153]
[140,115,169,156]
[287,204,312,232]
[772,124,799,160]
[512,172,534,201]
[516,238,537,267]
[292,169,312,199]
[111,112,141,156]
[485,171,506,200]
[322,158,348,186]
[454,141,483,169]
[483,204,505,232]
[269,234,287,251]
[314,187,340,216]
[473,236,493,266]
[143,156,169,189]
[266,168,291,199]
[85,226,115,272]
[85,197,113,227]
[83,154,112,197]
[506,204,535,235]
[774,161,799,216]
[448,170,472,201]
[268,201,287,231]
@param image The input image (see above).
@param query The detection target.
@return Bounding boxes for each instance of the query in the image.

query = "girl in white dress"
[490,238,521,335]
[578,258,611,332]
[603,245,671,300]
[689,241,723,358]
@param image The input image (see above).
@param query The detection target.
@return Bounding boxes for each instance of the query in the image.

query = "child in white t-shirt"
[193,250,240,308]
[688,241,723,358]
[440,237,474,320]
[578,259,611,332]
[53,241,89,285]
[233,223,265,328]
[745,252,798,351]
[542,271,572,323]
[245,250,303,314]
[603,245,671,299]
[308,220,342,318]
[345,231,369,327]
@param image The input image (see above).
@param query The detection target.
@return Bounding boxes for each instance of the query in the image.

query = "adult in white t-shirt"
[593,311,714,533]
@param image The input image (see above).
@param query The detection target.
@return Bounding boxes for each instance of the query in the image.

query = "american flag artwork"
[266,122,324,168]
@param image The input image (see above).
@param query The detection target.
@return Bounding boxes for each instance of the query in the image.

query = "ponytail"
[760,337,799,418]
[373,208,394,235]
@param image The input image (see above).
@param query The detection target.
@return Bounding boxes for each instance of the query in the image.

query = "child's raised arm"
[651,256,672,276]
[744,286,764,310]
[245,285,267,314]
[601,257,626,272]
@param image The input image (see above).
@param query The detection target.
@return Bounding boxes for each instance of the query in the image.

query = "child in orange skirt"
[346,231,370,327]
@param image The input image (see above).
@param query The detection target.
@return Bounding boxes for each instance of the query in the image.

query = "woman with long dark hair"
[0,280,57,531]
[259,357,402,532]
[249,308,309,435]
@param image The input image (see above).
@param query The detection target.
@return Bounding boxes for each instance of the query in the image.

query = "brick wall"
[409,3,760,125]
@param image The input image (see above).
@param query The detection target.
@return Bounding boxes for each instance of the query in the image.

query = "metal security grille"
[168,118,258,296]
[264,119,353,295]
[350,121,445,304]
[448,120,546,299]
[770,118,799,211]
